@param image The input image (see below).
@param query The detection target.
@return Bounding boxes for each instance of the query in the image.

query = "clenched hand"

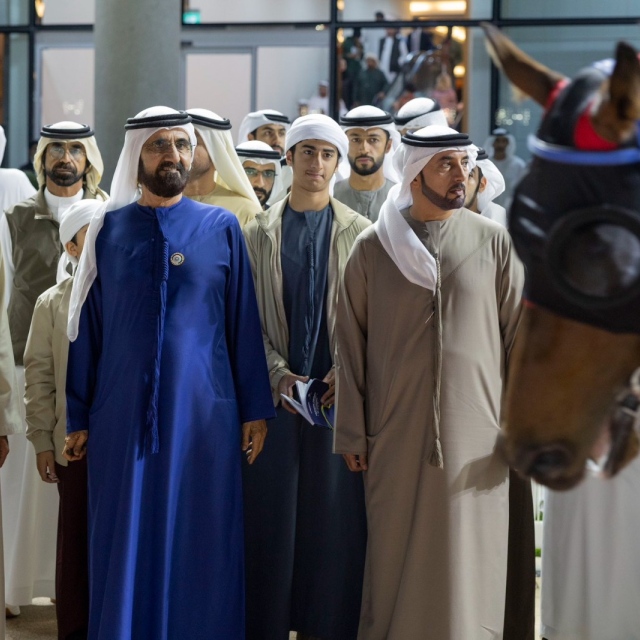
[242,420,268,465]
[63,430,88,461]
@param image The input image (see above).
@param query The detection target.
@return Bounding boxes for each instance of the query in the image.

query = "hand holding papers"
[280,378,335,429]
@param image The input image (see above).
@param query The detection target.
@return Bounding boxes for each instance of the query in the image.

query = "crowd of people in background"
[334,15,463,128]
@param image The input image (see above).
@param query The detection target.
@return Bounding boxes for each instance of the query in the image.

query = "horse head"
[482,23,640,489]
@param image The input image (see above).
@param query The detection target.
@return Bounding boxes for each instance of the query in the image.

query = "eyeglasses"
[143,138,193,156]
[244,167,276,179]
[47,143,87,160]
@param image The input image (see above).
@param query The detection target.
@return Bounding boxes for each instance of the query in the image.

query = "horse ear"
[610,42,640,115]
[481,22,565,106]
[593,42,640,144]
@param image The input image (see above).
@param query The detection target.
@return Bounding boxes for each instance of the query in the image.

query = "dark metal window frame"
[2,0,640,143]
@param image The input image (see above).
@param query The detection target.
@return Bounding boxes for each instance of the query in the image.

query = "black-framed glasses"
[144,138,193,157]
[244,167,276,179]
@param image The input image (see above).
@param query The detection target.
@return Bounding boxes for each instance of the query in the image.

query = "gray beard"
[46,165,84,188]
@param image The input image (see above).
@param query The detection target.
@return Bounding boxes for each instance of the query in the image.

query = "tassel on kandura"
[429,437,444,469]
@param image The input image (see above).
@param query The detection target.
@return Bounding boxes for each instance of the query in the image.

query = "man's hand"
[242,420,268,465]
[36,451,59,483]
[0,436,9,468]
[321,368,336,406]
[63,430,88,461]
[277,373,309,414]
[343,453,368,472]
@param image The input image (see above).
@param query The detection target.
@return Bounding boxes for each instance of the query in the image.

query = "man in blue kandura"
[63,106,275,640]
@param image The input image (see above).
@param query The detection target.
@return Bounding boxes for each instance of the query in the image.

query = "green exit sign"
[183,10,201,24]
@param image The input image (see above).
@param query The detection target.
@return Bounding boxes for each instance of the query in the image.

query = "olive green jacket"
[243,195,371,404]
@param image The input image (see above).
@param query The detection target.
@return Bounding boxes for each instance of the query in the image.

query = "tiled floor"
[9,589,543,640]
[288,581,543,638]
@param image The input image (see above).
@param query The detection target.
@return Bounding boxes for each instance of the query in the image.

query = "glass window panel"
[39,0,95,24]
[340,0,491,22]
[40,48,95,126]
[183,0,330,24]
[256,44,330,123]
[0,0,30,25]
[496,25,640,163]
[186,53,252,132]
[502,0,637,19]
[338,25,474,129]
[3,33,30,168]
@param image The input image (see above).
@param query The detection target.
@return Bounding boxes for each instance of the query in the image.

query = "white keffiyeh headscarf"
[68,106,196,341]
[187,108,261,210]
[237,109,291,146]
[476,153,506,212]
[285,114,349,160]
[33,121,108,200]
[394,98,448,132]
[375,125,478,292]
[483,127,518,159]
[56,199,107,284]
[339,105,400,183]
[284,114,350,192]
[236,140,284,207]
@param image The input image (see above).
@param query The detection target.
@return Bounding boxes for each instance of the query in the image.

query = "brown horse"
[482,23,640,490]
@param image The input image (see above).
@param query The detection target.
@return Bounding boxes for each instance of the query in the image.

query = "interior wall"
[40,0,95,24]
[185,53,252,131]
[256,46,329,129]
[40,47,95,126]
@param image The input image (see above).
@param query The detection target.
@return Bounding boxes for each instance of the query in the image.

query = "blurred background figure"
[0,127,36,214]
[406,20,434,53]
[392,82,416,113]
[307,80,347,116]
[353,54,388,108]
[429,70,459,126]
[19,140,39,189]
[361,11,387,61]
[483,127,528,209]
[342,27,364,109]
[378,27,408,85]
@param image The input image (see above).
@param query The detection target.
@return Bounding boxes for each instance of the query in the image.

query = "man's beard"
[45,163,84,187]
[464,180,481,210]
[187,154,212,181]
[253,187,273,207]
[138,160,189,198]
[420,173,465,210]
[349,153,384,177]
